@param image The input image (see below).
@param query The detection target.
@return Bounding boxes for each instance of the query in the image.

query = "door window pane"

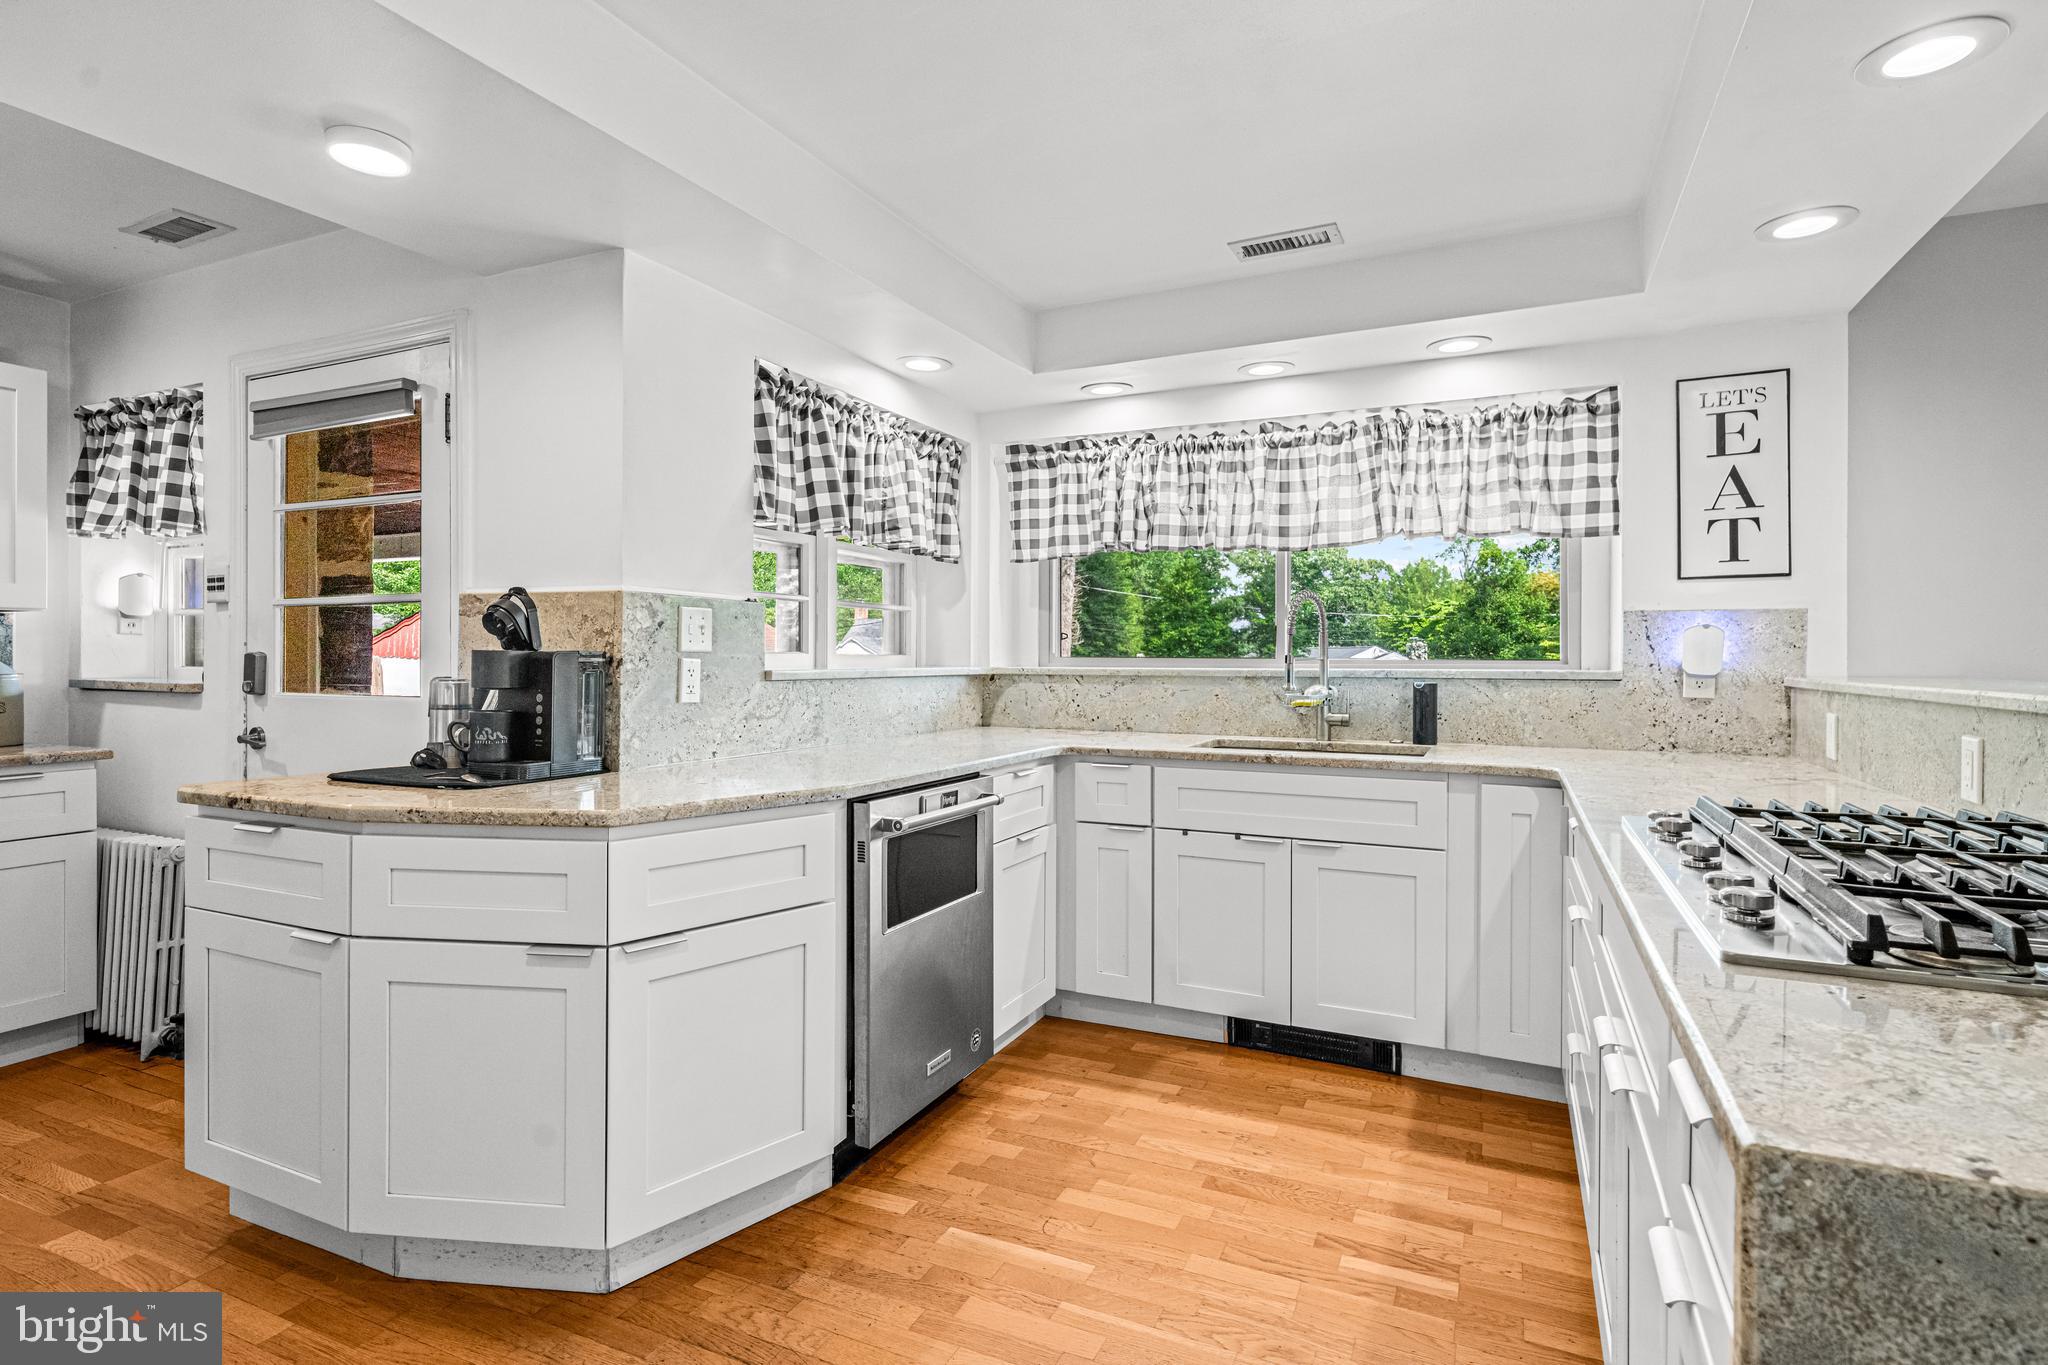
[282,501,422,599]
[280,604,420,697]
[282,412,422,502]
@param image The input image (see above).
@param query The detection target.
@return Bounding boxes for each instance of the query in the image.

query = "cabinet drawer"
[352,835,608,944]
[993,764,1055,842]
[0,765,96,842]
[611,809,835,942]
[186,816,351,933]
[1154,765,1446,847]
[1071,761,1151,825]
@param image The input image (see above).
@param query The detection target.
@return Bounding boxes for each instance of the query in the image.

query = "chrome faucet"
[1282,590,1352,742]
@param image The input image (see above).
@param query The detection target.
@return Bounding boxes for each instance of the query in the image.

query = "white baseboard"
[1048,991,1227,1042]
[0,1015,83,1069]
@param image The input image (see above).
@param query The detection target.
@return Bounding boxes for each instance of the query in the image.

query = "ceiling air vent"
[120,210,236,248]
[1229,222,1343,261]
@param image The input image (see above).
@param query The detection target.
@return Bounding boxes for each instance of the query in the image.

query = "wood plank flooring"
[0,1018,1597,1363]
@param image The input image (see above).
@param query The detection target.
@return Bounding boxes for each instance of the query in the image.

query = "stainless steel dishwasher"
[850,773,1001,1150]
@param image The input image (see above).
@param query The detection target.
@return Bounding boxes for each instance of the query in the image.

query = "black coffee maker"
[466,587,608,782]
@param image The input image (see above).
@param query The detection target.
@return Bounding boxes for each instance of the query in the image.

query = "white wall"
[978,315,1850,675]
[64,231,628,833]
[618,253,983,665]
[1847,205,2048,682]
[0,281,72,742]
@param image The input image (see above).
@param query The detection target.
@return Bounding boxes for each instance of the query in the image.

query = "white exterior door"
[993,826,1056,1038]
[183,908,350,1227]
[1152,829,1290,1024]
[349,937,606,1248]
[1065,822,1152,1002]
[1291,840,1448,1046]
[239,345,452,778]
[0,361,48,611]
[607,902,837,1245]
[1473,782,1565,1065]
[0,831,95,1033]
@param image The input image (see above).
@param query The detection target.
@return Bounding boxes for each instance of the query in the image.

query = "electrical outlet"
[1960,735,1985,804]
[1681,673,1716,699]
[116,617,144,636]
[678,655,702,705]
[1824,712,1838,761]
[680,606,714,653]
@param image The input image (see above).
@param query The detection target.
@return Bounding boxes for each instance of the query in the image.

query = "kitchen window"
[753,531,915,669]
[163,542,206,680]
[1050,534,1587,667]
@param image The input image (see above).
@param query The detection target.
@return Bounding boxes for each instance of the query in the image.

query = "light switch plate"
[680,606,714,652]
[678,655,702,704]
[1960,735,1984,803]
[1824,712,1838,761]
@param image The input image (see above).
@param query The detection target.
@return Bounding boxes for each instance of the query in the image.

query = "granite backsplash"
[1791,684,2048,815]
[0,611,12,668]
[456,595,1805,767]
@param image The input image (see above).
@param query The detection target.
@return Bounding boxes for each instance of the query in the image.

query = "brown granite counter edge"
[0,746,115,767]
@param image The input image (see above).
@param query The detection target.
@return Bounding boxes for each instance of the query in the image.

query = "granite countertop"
[1789,674,2048,714]
[69,677,203,694]
[0,744,114,768]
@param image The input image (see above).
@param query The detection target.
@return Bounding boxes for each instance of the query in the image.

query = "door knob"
[236,726,268,751]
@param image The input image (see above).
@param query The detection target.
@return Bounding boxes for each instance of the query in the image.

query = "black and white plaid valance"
[752,361,966,563]
[67,387,205,539]
[1003,386,1620,562]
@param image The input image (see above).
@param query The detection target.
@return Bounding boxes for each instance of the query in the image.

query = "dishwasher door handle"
[870,792,1004,840]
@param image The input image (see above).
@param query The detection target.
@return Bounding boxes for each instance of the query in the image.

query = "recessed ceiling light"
[324,125,413,178]
[1855,16,2010,84]
[1427,335,1491,355]
[1080,381,1134,396]
[899,355,952,373]
[1238,360,1294,377]
[1755,206,1860,241]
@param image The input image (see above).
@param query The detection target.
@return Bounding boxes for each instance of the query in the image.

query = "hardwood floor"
[0,1018,1597,1363]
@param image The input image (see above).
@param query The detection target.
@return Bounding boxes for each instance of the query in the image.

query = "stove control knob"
[1678,838,1723,869]
[1651,815,1694,842]
[1703,870,1755,891]
[1719,887,1777,929]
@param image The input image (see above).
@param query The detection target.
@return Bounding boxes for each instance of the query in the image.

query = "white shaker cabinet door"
[993,826,1056,1038]
[1471,781,1565,1066]
[1153,829,1290,1025]
[608,901,837,1245]
[349,938,607,1248]
[1290,840,1448,1046]
[0,831,96,1034]
[1064,823,1153,1003]
[184,908,349,1228]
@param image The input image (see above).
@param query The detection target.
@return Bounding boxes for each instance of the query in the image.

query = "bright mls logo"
[3,1293,221,1362]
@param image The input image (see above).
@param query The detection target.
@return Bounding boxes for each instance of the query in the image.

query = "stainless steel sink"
[1196,737,1430,756]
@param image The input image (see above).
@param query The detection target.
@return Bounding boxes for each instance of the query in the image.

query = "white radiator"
[89,829,187,1059]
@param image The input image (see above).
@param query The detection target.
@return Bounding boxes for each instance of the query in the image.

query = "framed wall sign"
[1675,368,1791,579]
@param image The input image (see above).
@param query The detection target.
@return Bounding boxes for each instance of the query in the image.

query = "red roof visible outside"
[372,613,420,660]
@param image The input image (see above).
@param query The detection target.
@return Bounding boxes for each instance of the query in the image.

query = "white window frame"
[162,541,206,683]
[1042,537,1608,672]
[755,529,917,671]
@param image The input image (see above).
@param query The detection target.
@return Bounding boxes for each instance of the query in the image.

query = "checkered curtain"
[66,387,205,539]
[1003,386,1619,561]
[752,361,966,562]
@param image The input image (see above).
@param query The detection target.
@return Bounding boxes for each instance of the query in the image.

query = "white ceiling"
[0,102,333,302]
[591,0,1703,309]
[1950,111,2048,217]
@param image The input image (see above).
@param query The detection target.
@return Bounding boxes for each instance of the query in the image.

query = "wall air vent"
[120,210,236,248]
[1228,222,1343,261]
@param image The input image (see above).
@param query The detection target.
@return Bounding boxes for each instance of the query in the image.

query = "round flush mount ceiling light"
[898,355,952,373]
[1080,381,1134,396]
[1755,206,1860,241]
[1237,360,1295,377]
[324,125,413,178]
[1427,335,1491,355]
[1855,16,2010,84]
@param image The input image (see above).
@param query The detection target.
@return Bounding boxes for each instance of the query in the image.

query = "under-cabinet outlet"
[680,606,714,652]
[678,655,702,704]
[1825,712,1838,761]
[1960,735,1984,804]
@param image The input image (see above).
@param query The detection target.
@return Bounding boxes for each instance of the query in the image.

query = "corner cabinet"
[1153,829,1290,1024]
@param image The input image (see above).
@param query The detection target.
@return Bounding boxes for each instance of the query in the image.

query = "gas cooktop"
[1626,797,2048,996]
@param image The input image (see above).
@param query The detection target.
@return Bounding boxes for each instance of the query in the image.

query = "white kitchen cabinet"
[1471,781,1564,1066]
[1065,822,1153,1002]
[610,808,837,942]
[1290,840,1447,1046]
[994,826,1057,1037]
[0,361,48,611]
[1071,761,1152,825]
[993,764,1055,843]
[184,909,350,1227]
[349,937,607,1248]
[1154,764,1448,848]
[1153,829,1290,1024]
[0,766,96,842]
[352,834,608,944]
[0,832,96,1036]
[185,816,352,934]
[608,901,837,1245]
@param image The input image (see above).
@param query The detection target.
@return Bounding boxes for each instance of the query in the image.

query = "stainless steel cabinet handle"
[289,929,340,945]
[621,931,690,955]
[0,771,47,783]
[1085,762,1132,770]
[1002,765,1050,781]
[525,945,596,958]
[1601,1051,1648,1096]
[870,792,1004,838]
[1591,1015,1628,1052]
[1668,1057,1715,1128]
[1235,834,1286,845]
[1565,1031,1589,1059]
[232,822,282,834]
[1646,1224,1699,1307]
[1013,829,1044,844]
[1108,824,1149,834]
[1296,841,1343,851]
[1566,903,1591,924]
